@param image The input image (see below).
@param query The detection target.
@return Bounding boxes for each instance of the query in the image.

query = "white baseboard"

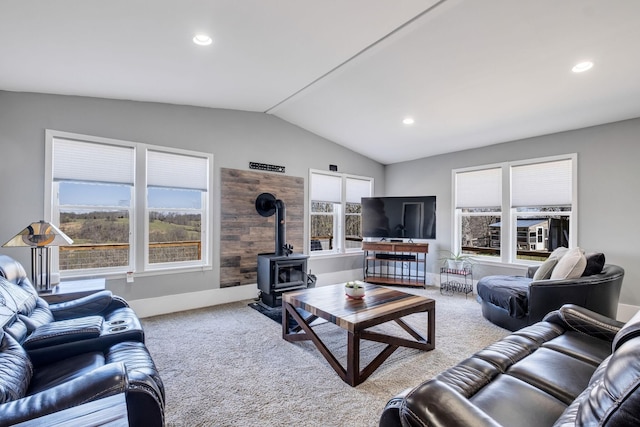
[128,275,640,323]
[616,303,640,322]
[129,284,259,318]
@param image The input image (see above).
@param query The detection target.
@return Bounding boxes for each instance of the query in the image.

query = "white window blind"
[147,150,209,191]
[345,177,372,203]
[311,173,342,203]
[511,159,572,207]
[455,168,502,208]
[53,138,134,184]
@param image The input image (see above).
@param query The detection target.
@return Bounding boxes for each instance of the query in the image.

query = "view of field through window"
[56,180,205,270]
[59,211,202,270]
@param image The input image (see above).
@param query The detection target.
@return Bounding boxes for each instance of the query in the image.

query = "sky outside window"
[59,181,130,206]
[59,182,202,209]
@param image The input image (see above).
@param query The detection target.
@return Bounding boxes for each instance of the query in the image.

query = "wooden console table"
[362,242,429,287]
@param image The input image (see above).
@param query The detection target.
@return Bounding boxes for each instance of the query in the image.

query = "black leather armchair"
[477,264,624,331]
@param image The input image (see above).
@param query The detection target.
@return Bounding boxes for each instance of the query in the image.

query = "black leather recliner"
[0,255,145,364]
[0,255,165,425]
[0,327,164,426]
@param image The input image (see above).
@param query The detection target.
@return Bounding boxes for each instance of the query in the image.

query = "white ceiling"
[2,0,640,165]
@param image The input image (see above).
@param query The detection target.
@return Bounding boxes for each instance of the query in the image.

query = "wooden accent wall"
[220,168,305,288]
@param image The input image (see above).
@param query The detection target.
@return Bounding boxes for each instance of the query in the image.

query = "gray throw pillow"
[533,247,569,281]
[550,247,587,280]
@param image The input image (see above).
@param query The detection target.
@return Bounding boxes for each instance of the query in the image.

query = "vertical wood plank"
[220,168,304,287]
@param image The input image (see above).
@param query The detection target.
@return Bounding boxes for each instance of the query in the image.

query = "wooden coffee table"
[282,282,435,386]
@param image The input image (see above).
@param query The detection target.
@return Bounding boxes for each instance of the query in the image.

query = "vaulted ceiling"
[2,0,639,164]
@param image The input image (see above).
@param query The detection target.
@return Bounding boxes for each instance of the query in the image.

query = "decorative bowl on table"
[345,281,365,299]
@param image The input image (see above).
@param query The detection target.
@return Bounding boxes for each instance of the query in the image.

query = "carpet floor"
[141,285,509,427]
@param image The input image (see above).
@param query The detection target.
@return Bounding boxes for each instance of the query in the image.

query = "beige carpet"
[141,286,509,427]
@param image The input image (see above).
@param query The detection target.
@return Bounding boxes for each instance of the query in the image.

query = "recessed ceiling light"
[193,34,213,46]
[572,61,593,73]
[403,117,415,125]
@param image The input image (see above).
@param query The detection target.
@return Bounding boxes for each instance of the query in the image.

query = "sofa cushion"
[18,304,55,333]
[582,252,605,276]
[27,352,105,395]
[470,374,568,427]
[550,247,586,280]
[0,331,33,404]
[542,331,612,366]
[506,347,597,404]
[533,247,569,281]
[0,277,38,330]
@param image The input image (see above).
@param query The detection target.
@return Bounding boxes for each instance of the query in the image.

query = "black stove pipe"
[274,199,286,256]
[255,193,292,256]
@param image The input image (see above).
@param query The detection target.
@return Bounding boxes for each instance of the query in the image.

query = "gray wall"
[386,118,640,306]
[3,90,638,308]
[0,91,384,301]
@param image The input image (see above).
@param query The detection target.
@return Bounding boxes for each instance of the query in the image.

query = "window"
[146,150,208,268]
[309,170,373,254]
[45,130,213,277]
[455,167,502,259]
[453,154,576,264]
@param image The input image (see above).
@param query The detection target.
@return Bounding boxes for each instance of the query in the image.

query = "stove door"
[273,259,306,291]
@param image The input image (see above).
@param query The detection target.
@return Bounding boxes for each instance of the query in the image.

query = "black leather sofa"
[380,304,640,427]
[477,263,624,331]
[0,256,165,426]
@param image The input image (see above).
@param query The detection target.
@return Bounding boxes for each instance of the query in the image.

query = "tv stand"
[362,242,428,287]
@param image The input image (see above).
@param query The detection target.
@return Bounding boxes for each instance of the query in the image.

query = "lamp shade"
[2,220,73,247]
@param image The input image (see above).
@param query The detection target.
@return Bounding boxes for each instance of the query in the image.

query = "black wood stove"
[255,193,309,307]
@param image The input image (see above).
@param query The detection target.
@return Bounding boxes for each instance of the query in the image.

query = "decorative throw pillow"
[550,247,587,280]
[582,252,606,276]
[533,247,569,281]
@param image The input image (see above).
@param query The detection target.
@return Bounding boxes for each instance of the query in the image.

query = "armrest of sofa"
[22,316,103,350]
[49,291,128,320]
[396,380,502,427]
[543,304,625,342]
[0,362,128,427]
[380,388,412,427]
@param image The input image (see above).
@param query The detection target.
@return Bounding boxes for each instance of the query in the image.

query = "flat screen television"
[362,196,436,240]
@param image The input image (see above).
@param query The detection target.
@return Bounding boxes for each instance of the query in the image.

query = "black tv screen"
[362,196,436,239]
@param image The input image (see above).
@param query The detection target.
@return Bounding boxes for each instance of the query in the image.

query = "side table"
[39,278,106,303]
[439,267,473,298]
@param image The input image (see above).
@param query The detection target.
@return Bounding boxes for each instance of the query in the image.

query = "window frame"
[452,154,577,265]
[45,130,214,279]
[308,169,373,256]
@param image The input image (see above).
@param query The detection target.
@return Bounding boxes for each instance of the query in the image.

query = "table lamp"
[2,220,73,291]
